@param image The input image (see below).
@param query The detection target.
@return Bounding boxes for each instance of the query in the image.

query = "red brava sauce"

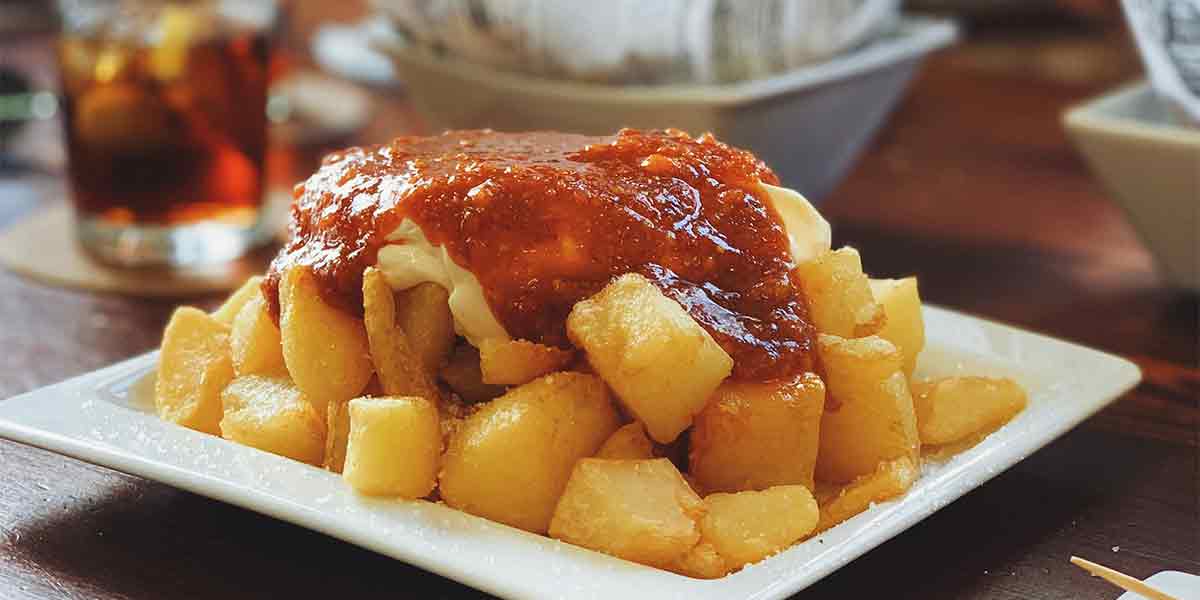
[264,129,816,380]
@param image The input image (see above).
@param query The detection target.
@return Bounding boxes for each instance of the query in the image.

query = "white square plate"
[0,305,1140,600]
[1117,571,1200,600]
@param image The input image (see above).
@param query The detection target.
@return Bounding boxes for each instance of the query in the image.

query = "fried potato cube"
[796,247,884,338]
[815,335,919,483]
[440,372,620,533]
[549,458,704,569]
[910,376,1027,446]
[690,373,825,493]
[595,422,655,460]
[362,268,440,400]
[815,456,918,533]
[279,266,373,415]
[566,273,733,444]
[324,398,351,473]
[394,282,456,374]
[919,429,992,462]
[219,375,325,465]
[672,541,728,579]
[230,295,286,377]
[869,277,925,378]
[155,306,235,434]
[343,396,440,498]
[439,343,506,404]
[700,485,819,570]
[211,275,264,325]
[479,338,574,386]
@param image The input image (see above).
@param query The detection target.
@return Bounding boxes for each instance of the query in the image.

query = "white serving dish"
[0,305,1139,600]
[376,17,957,201]
[1064,82,1200,292]
[1116,571,1200,599]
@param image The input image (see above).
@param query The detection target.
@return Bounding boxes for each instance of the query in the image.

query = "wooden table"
[1,19,1196,600]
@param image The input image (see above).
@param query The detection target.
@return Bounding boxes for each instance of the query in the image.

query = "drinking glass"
[57,0,279,266]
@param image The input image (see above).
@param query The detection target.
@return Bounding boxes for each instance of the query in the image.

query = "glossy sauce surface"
[265,129,815,380]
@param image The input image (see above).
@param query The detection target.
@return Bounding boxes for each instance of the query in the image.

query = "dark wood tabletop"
[1,8,1196,600]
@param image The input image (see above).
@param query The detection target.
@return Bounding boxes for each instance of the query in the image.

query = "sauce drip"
[264,129,816,380]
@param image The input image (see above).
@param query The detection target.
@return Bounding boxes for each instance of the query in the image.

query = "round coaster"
[0,203,276,298]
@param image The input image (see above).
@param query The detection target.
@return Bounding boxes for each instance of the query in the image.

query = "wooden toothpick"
[1070,556,1178,600]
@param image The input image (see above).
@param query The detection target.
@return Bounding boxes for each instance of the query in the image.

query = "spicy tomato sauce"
[265,129,815,380]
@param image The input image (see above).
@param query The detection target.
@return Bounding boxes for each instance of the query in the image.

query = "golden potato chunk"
[440,372,620,534]
[394,282,456,375]
[155,306,235,434]
[219,375,325,465]
[690,373,825,492]
[672,542,728,579]
[815,335,919,483]
[362,267,440,400]
[343,396,440,498]
[910,376,1027,446]
[595,422,655,460]
[211,275,264,325]
[439,343,506,404]
[549,458,704,569]
[920,429,993,462]
[701,485,819,570]
[566,273,733,443]
[869,277,925,378]
[796,247,884,338]
[324,398,351,473]
[815,456,918,533]
[479,338,574,386]
[230,295,286,377]
[279,266,373,415]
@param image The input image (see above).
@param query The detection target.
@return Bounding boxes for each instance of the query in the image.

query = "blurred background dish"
[1065,82,1199,292]
[268,70,373,147]
[373,0,901,85]
[375,16,956,201]
[309,14,399,87]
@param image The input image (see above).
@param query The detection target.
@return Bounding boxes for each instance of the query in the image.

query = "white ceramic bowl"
[376,17,956,201]
[1064,82,1199,292]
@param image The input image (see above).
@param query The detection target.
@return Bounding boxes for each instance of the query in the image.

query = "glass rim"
[56,0,280,38]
